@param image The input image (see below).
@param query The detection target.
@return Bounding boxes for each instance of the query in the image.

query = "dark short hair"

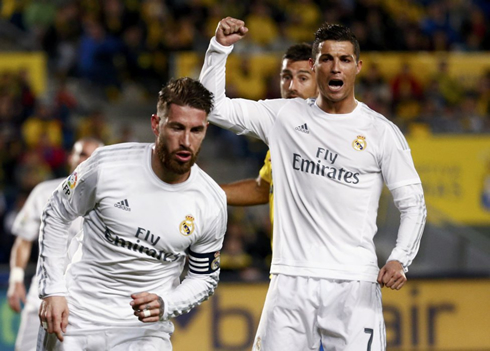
[312,23,360,62]
[157,77,214,117]
[283,43,313,62]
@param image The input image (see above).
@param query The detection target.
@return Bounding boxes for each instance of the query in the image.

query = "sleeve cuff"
[210,37,234,54]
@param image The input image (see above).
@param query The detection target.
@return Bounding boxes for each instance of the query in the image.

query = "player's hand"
[130,292,164,323]
[7,282,26,313]
[39,296,69,342]
[377,260,407,290]
[215,17,248,46]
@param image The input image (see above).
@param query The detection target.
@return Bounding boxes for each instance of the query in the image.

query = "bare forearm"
[221,178,269,206]
[10,237,32,270]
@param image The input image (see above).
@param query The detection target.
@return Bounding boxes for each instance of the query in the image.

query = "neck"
[316,96,358,114]
[151,149,190,184]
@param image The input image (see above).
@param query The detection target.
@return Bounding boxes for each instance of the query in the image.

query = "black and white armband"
[188,249,221,274]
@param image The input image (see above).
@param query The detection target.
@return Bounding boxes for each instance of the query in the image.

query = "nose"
[180,131,191,147]
[289,78,298,91]
[331,59,340,73]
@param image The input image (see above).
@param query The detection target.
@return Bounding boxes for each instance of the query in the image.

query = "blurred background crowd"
[0,0,489,282]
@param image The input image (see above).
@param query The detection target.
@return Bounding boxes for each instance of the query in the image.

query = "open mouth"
[175,151,192,163]
[328,79,344,91]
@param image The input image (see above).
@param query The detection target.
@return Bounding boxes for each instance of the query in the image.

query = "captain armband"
[188,249,221,274]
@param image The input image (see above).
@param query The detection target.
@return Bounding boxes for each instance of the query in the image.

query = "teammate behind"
[221,43,318,226]
[7,137,103,351]
[200,17,426,351]
[37,78,227,350]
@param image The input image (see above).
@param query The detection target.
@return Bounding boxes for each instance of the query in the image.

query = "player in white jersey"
[221,43,318,215]
[200,17,427,351]
[37,77,227,351]
[7,137,103,351]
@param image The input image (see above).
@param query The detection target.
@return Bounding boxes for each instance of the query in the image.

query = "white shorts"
[36,327,172,351]
[252,274,386,351]
[16,284,42,351]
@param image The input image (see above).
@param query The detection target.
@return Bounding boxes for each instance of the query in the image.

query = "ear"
[151,114,160,136]
[309,58,315,72]
[356,59,363,75]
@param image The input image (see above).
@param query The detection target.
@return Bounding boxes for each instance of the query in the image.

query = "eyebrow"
[320,53,356,60]
[168,121,206,130]
[281,69,312,75]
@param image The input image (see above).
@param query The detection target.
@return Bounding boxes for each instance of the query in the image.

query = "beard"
[156,138,200,175]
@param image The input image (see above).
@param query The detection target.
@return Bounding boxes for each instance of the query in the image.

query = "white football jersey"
[200,38,424,282]
[11,178,83,304]
[38,143,227,333]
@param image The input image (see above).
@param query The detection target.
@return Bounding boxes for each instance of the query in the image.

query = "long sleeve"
[160,187,227,320]
[387,183,427,271]
[161,270,219,320]
[38,153,100,298]
[199,36,285,144]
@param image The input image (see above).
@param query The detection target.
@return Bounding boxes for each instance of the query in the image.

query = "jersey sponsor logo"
[104,227,181,262]
[114,199,131,211]
[180,215,195,236]
[292,147,360,184]
[62,172,78,196]
[352,135,367,151]
[295,123,310,134]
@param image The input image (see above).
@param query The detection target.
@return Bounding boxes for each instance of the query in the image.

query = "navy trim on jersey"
[188,249,220,274]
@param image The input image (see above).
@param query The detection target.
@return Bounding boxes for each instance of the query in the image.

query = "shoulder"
[90,142,151,166]
[358,102,410,150]
[192,165,227,210]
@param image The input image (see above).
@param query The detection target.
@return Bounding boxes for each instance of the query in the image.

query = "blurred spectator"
[41,2,82,77]
[391,62,424,103]
[243,1,279,50]
[461,4,489,51]
[21,102,67,176]
[390,62,424,128]
[284,0,321,43]
[77,109,113,144]
[431,59,464,106]
[460,93,486,133]
[357,62,391,109]
[77,16,124,96]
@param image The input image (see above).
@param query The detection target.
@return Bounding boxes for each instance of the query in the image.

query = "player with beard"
[37,77,227,351]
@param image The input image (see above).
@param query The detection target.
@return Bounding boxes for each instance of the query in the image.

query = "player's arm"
[199,17,284,142]
[7,181,49,312]
[7,237,32,312]
[38,152,100,341]
[131,251,222,323]
[221,175,269,206]
[131,194,228,323]
[377,183,426,290]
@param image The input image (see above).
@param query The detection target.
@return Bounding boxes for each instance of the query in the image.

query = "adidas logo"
[295,123,309,134]
[114,199,131,212]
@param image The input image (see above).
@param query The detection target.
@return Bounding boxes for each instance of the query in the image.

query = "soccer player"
[221,43,318,226]
[37,77,227,350]
[7,137,103,351]
[200,17,427,350]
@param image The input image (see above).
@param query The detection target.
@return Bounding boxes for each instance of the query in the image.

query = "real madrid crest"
[352,135,367,151]
[211,251,221,270]
[179,215,195,236]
